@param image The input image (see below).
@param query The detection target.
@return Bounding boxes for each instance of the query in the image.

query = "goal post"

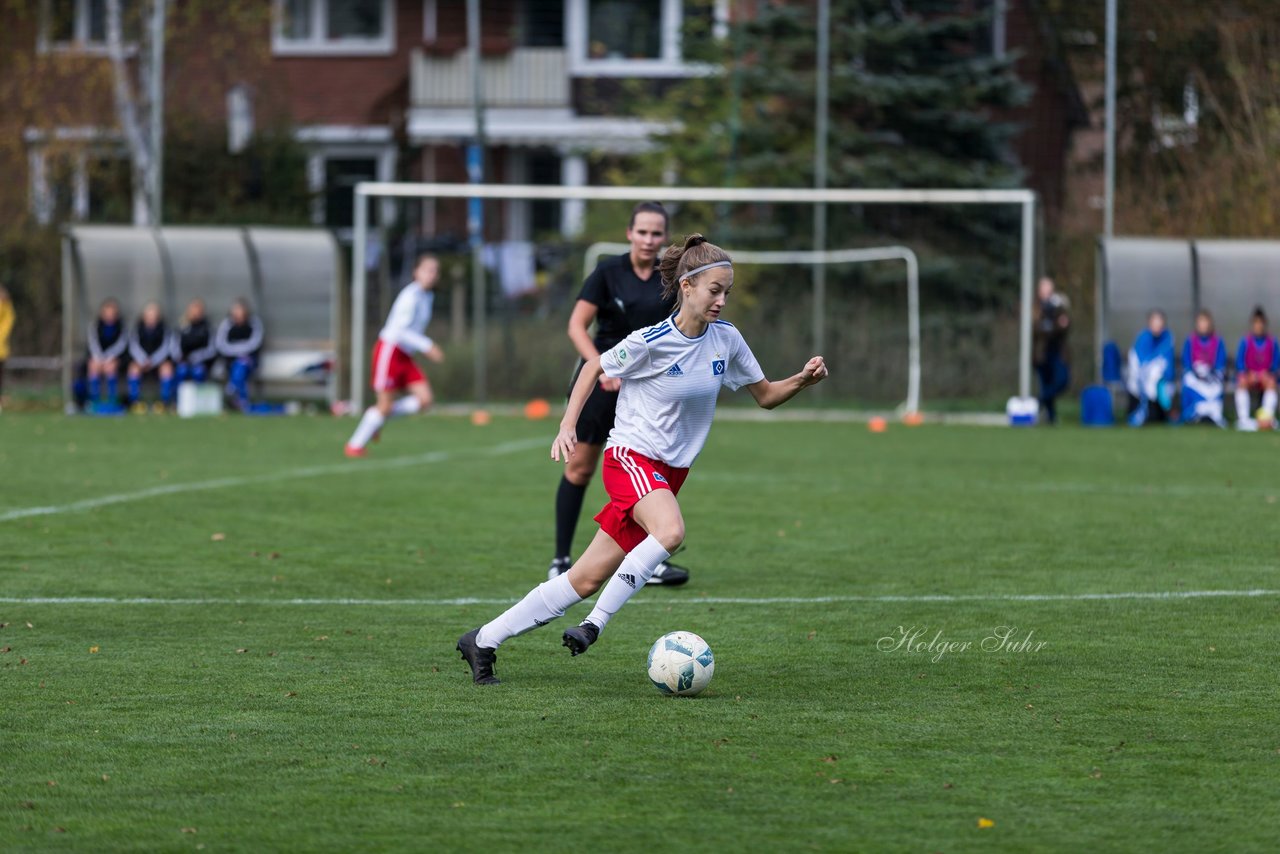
[584,241,921,414]
[350,183,1037,410]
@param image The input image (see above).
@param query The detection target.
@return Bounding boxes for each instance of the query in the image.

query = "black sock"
[555,476,587,559]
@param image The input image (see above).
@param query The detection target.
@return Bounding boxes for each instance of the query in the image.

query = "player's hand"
[599,376,621,392]
[800,356,828,386]
[426,344,445,364]
[551,424,578,463]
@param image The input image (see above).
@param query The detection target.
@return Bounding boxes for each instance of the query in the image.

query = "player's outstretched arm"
[552,356,604,462]
[746,356,829,410]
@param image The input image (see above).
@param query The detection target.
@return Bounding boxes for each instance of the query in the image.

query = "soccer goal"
[349,183,1037,413]
[584,241,921,413]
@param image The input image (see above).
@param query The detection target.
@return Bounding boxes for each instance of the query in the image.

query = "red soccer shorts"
[370,340,425,392]
[594,446,689,552]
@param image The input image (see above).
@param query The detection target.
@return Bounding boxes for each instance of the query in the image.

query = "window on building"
[324,157,380,228]
[42,154,80,224]
[41,0,139,52]
[274,0,394,55]
[519,0,565,48]
[569,0,702,76]
[588,0,661,60]
[31,146,133,225]
[85,154,134,223]
[527,150,562,237]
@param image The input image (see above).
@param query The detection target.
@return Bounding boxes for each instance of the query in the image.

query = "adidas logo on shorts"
[619,573,637,589]
[665,363,684,377]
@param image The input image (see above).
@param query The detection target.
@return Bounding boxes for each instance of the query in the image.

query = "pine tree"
[627,0,1030,302]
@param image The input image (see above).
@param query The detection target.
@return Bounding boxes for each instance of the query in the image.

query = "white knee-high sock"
[585,535,671,632]
[1263,389,1277,418]
[348,407,385,449]
[1236,388,1251,421]
[391,396,421,417]
[476,573,582,649]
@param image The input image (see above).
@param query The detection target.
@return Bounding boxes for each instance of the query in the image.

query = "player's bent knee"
[569,574,605,599]
[565,459,596,485]
[651,519,685,553]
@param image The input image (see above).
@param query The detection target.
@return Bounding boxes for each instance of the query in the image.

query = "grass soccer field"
[2,412,1279,852]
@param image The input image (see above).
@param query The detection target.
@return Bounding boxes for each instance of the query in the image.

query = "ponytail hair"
[658,234,732,302]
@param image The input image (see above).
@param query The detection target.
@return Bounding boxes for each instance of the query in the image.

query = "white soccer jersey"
[379,284,435,354]
[600,315,765,469]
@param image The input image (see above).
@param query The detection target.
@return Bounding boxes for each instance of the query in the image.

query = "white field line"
[0,589,1276,607]
[693,470,1280,500]
[432,403,1008,427]
[0,437,546,524]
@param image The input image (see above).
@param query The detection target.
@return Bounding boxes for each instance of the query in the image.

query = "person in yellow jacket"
[0,285,13,411]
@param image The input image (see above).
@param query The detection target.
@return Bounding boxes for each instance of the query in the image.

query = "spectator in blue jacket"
[1126,310,1175,426]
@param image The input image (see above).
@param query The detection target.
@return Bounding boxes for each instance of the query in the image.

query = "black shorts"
[568,362,618,445]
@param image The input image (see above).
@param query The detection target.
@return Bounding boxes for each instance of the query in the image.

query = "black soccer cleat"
[646,560,690,587]
[547,556,571,580]
[456,628,501,685]
[562,621,600,657]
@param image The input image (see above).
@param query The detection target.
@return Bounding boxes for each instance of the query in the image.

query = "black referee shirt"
[577,252,677,352]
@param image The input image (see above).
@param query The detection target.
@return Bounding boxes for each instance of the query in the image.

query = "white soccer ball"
[647,631,715,696]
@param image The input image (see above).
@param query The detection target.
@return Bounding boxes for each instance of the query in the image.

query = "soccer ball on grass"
[647,631,714,696]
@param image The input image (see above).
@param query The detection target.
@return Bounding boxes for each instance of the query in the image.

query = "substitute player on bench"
[172,298,217,384]
[457,234,829,685]
[215,298,265,411]
[345,253,444,457]
[126,301,175,409]
[549,201,690,587]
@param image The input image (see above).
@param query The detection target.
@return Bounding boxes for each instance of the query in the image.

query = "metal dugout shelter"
[62,226,343,405]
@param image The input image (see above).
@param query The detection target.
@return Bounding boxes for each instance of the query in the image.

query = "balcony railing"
[411,47,570,109]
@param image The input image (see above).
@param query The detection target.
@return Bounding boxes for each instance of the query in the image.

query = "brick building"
[7,0,1084,240]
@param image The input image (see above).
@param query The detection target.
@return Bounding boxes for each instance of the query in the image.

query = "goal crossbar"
[585,242,921,414]
[350,182,1036,409]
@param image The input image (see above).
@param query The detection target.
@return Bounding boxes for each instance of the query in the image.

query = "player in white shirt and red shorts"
[345,254,445,457]
[457,234,829,684]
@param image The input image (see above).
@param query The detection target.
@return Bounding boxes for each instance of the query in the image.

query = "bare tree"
[105,0,158,225]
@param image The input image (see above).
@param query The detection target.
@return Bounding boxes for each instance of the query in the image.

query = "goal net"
[346,184,1036,417]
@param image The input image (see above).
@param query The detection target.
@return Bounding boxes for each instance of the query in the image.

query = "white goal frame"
[350,183,1036,409]
[585,241,921,413]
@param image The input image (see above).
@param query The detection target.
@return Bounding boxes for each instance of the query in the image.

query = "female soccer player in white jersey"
[457,234,828,684]
[344,253,445,457]
[549,200,690,587]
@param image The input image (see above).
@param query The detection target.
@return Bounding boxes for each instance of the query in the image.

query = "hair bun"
[685,234,706,247]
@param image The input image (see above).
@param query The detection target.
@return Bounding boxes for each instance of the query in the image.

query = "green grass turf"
[2,412,1280,852]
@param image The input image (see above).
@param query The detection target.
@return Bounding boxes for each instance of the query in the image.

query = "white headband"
[681,260,733,281]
